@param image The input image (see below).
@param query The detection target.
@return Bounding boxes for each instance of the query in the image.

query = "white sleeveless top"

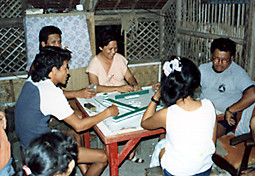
[161,99,216,175]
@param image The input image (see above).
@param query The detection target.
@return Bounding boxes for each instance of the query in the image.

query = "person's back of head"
[39,26,62,50]
[161,56,201,107]
[31,46,71,82]
[211,38,236,57]
[97,28,118,48]
[15,131,77,176]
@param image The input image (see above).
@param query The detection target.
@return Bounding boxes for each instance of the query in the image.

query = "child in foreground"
[15,131,77,176]
[141,57,217,176]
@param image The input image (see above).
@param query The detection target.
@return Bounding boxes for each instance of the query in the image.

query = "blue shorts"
[218,113,237,134]
[163,167,211,176]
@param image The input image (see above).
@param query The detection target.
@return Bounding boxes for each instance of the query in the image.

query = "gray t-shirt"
[199,61,254,113]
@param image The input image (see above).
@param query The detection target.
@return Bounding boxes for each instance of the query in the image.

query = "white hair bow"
[163,57,182,76]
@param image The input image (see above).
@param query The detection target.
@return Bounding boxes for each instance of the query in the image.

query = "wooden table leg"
[84,131,90,148]
[104,138,141,176]
[118,138,140,165]
[106,143,119,176]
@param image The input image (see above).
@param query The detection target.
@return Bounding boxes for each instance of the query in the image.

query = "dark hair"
[160,57,201,107]
[15,131,78,176]
[210,38,236,57]
[97,28,118,48]
[31,46,71,82]
[39,26,62,50]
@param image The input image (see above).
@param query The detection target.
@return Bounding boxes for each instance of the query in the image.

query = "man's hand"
[0,123,11,170]
[225,111,236,126]
[76,88,97,99]
[106,104,119,117]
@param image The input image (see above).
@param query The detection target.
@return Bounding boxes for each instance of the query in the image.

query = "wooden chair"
[213,107,255,176]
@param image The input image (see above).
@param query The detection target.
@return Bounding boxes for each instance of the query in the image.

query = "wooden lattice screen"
[160,0,177,60]
[0,0,26,75]
[0,0,82,76]
[126,16,160,62]
[161,0,252,78]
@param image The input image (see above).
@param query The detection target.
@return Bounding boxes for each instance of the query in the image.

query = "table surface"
[76,86,163,137]
[76,87,165,176]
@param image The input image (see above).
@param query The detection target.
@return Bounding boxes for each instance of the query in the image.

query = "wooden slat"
[0,18,23,28]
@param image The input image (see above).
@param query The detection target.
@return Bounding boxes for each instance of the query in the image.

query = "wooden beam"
[246,0,255,79]
[94,12,158,26]
[84,0,90,11]
[153,0,163,9]
[91,0,98,12]
[69,0,74,11]
[177,27,245,45]
[132,0,139,10]
[114,0,121,10]
[86,12,96,56]
[0,18,23,28]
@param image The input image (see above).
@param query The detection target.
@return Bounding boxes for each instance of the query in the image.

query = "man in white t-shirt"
[15,46,119,176]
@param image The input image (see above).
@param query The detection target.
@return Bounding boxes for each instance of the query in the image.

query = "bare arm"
[124,68,142,91]
[64,104,119,132]
[88,72,134,93]
[63,89,97,99]
[0,112,10,170]
[141,91,166,129]
[213,119,217,145]
[226,86,255,125]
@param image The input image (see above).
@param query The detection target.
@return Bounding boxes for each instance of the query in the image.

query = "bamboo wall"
[161,0,254,79]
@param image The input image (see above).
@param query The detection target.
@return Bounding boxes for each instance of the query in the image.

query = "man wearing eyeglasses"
[199,38,255,138]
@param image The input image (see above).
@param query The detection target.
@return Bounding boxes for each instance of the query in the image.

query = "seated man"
[28,25,97,173]
[15,46,119,176]
[199,37,255,138]
[149,39,255,170]
[29,25,96,101]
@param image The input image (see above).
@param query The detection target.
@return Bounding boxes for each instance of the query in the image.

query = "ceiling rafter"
[113,0,121,10]
[132,0,140,10]
[153,0,163,9]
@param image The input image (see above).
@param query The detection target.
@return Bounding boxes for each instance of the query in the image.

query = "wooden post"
[243,0,255,80]
[176,0,182,56]
[86,12,96,56]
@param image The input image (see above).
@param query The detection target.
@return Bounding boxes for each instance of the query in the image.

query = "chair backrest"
[214,104,255,175]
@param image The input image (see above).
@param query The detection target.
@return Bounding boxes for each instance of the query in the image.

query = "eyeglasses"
[212,56,230,64]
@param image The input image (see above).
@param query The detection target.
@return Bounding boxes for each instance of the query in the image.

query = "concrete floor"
[74,133,160,176]
[10,130,231,176]
[74,132,231,176]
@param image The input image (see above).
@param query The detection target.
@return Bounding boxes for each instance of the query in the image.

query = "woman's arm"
[88,72,134,93]
[124,68,142,91]
[141,91,166,129]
